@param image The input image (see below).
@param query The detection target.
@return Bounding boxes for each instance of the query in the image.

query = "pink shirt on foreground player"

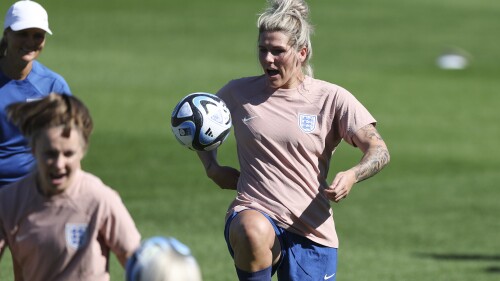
[217,75,377,248]
[0,94,140,281]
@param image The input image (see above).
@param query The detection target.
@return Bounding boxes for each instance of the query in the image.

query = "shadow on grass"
[486,266,500,273]
[416,253,500,274]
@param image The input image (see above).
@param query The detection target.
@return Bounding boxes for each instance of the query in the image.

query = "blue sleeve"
[53,78,71,95]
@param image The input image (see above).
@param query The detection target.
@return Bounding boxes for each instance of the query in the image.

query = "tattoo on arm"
[354,126,390,182]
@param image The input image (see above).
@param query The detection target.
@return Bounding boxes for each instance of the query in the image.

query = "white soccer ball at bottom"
[126,236,202,281]
[171,92,231,151]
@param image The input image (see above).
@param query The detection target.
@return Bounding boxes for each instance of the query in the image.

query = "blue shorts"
[224,210,338,281]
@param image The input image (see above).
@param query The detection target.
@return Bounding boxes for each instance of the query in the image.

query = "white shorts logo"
[65,223,89,249]
[324,273,336,280]
[298,114,317,133]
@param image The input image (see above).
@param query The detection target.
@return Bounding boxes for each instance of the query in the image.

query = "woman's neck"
[0,57,33,80]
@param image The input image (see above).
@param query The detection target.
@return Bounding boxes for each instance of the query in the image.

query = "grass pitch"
[1,0,499,280]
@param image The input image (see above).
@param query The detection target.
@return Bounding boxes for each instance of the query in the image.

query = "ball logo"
[205,128,214,137]
[298,113,317,133]
[209,111,224,124]
[178,127,192,136]
[197,99,226,125]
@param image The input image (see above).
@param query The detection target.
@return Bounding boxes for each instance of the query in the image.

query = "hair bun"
[269,0,309,19]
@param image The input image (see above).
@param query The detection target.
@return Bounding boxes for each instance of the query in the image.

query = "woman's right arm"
[197,150,239,190]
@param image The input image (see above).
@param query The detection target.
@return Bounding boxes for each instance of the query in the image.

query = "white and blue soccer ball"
[171,92,231,151]
[126,236,202,281]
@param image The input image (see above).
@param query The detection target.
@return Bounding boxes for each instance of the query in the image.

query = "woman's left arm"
[325,124,390,202]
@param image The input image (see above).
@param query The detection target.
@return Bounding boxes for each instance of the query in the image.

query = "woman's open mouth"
[266,69,280,77]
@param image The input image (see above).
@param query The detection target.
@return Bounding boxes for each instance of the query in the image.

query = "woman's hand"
[324,124,390,203]
[324,170,356,202]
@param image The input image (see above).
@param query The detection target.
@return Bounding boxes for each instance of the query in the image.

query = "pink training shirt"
[0,170,141,281]
[218,75,376,248]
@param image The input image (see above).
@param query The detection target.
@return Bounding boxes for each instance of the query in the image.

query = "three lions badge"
[65,223,89,249]
[299,114,317,133]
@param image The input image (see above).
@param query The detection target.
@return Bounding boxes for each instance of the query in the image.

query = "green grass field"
[1,0,499,280]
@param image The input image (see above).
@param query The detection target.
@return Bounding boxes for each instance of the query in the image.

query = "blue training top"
[0,60,71,188]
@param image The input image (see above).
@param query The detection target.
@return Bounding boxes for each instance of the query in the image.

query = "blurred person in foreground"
[126,236,203,281]
[196,0,390,280]
[0,0,71,188]
[0,93,140,281]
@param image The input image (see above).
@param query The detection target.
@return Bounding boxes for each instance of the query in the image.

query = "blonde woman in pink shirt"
[197,0,390,280]
[0,93,141,281]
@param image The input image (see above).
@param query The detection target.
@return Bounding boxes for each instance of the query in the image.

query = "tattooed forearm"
[354,145,390,182]
[360,124,384,141]
[352,125,390,182]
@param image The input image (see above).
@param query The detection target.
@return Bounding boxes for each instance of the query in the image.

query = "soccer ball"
[171,92,231,151]
[437,53,468,70]
[126,236,202,281]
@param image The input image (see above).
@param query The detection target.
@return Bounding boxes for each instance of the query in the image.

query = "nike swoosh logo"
[26,98,42,102]
[324,273,336,280]
[242,116,258,123]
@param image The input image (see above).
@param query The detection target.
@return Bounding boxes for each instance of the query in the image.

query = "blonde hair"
[7,93,93,148]
[257,0,314,77]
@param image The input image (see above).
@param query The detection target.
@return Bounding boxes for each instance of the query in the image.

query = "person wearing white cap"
[0,0,71,188]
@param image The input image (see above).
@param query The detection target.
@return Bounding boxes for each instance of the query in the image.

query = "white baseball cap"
[4,1,52,34]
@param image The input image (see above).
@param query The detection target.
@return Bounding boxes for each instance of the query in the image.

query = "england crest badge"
[65,223,89,250]
[298,114,317,133]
